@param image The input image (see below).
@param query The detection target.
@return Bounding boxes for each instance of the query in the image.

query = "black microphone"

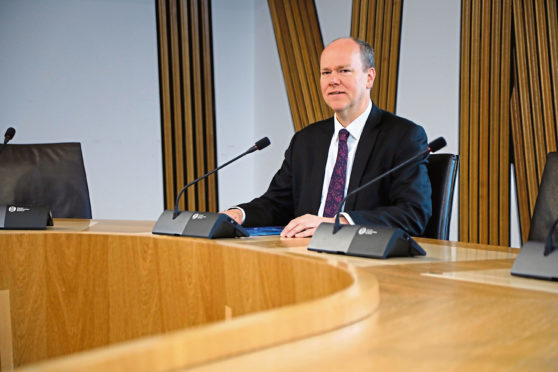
[0,127,16,156]
[172,136,270,218]
[248,137,271,153]
[332,136,447,233]
[4,127,15,144]
[153,136,271,238]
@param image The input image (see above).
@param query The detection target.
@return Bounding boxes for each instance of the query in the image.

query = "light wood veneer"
[0,220,378,371]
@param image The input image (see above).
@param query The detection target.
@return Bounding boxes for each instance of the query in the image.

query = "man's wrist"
[339,212,354,225]
[228,207,246,224]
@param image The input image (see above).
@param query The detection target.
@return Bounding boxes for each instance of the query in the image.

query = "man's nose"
[329,74,340,85]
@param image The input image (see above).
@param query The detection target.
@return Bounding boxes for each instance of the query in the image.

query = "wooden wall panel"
[460,0,557,244]
[459,0,512,245]
[156,0,218,212]
[510,0,558,242]
[268,0,331,131]
[351,0,403,113]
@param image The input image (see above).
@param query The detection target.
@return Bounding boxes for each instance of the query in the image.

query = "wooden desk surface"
[3,219,558,371]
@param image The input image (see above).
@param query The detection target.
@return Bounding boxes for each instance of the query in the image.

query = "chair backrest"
[528,152,558,242]
[423,153,459,240]
[0,143,92,218]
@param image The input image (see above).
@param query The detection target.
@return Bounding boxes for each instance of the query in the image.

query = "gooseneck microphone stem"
[172,150,250,217]
[332,137,446,234]
[172,137,270,219]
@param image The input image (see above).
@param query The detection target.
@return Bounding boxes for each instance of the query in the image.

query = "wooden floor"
[2,219,557,371]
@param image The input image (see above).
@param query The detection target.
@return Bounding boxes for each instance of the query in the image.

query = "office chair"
[528,152,558,242]
[423,153,459,240]
[0,142,92,218]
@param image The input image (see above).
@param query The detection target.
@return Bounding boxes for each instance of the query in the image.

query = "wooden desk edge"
[10,220,380,372]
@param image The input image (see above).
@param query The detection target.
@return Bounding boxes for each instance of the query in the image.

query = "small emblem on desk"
[358,227,378,235]
[8,206,30,213]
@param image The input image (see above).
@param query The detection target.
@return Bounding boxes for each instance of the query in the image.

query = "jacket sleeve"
[236,136,297,227]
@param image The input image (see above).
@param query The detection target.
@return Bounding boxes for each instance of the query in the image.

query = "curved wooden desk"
[0,220,379,371]
[1,219,558,370]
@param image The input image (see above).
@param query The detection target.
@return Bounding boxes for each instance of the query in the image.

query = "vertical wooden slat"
[514,0,539,213]
[535,0,557,154]
[268,0,329,132]
[169,0,186,211]
[468,0,481,243]
[459,0,471,242]
[283,1,315,124]
[478,0,491,244]
[372,0,384,107]
[378,0,393,110]
[268,2,303,131]
[499,0,512,246]
[201,0,217,211]
[190,0,207,211]
[156,0,175,210]
[460,0,513,245]
[523,0,547,182]
[386,0,403,111]
[303,0,329,121]
[179,0,195,211]
[156,0,218,212]
[510,70,531,240]
[488,0,502,245]
[547,0,558,148]
[350,0,403,114]
[303,0,325,122]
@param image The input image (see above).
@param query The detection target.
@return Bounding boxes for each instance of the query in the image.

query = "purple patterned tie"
[323,129,350,217]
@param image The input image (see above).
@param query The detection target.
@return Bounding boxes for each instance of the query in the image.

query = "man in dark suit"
[223,37,431,238]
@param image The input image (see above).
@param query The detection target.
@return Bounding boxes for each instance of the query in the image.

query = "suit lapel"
[308,120,334,212]
[345,104,383,210]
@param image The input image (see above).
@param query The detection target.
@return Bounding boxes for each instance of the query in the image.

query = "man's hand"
[280,214,348,238]
[220,209,243,225]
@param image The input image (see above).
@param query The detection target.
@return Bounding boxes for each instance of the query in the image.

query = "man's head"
[320,37,376,126]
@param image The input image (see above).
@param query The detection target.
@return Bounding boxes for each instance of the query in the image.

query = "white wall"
[253,1,294,195]
[212,0,258,208]
[315,0,353,45]
[397,0,461,240]
[0,0,162,220]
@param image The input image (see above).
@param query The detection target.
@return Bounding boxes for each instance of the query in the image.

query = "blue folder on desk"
[244,226,284,236]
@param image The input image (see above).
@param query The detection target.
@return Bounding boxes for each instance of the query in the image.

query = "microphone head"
[428,137,446,153]
[5,127,15,140]
[255,137,271,151]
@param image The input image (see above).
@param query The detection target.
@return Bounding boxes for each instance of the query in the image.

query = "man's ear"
[366,67,376,90]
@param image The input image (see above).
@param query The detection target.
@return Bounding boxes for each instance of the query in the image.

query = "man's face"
[320,39,375,121]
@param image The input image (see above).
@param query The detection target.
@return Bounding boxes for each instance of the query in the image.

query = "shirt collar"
[333,99,372,141]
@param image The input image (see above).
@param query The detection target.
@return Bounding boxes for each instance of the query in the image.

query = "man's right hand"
[221,208,243,225]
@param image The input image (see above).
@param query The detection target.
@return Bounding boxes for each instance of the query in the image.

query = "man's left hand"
[280,214,348,238]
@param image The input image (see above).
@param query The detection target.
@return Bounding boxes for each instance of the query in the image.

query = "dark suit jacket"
[238,103,432,236]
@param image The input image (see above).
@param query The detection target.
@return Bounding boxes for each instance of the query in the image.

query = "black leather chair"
[0,143,92,218]
[528,152,558,242]
[423,153,459,240]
